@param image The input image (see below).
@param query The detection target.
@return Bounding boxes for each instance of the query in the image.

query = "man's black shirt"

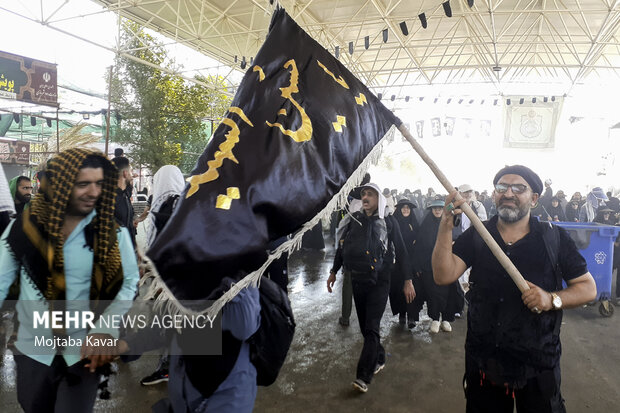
[114,187,136,246]
[452,215,587,385]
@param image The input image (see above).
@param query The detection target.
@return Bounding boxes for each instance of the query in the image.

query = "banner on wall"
[503,96,563,148]
[445,117,455,136]
[480,120,492,137]
[409,116,492,140]
[462,118,474,138]
[431,117,441,137]
[0,138,30,165]
[416,120,424,139]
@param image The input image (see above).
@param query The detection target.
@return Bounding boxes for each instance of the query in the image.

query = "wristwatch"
[550,292,562,310]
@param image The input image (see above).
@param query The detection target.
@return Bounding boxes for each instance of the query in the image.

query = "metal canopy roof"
[89,0,620,97]
[5,0,620,99]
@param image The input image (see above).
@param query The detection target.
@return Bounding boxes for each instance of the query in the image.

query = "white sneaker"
[441,321,452,332]
[430,320,440,333]
[352,378,368,393]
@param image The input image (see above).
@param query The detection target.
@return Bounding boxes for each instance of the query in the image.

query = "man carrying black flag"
[137,7,402,406]
[146,7,401,310]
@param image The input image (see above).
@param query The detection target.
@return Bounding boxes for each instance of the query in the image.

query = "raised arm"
[432,191,467,285]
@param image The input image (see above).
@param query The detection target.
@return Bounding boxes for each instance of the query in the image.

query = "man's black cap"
[493,165,543,195]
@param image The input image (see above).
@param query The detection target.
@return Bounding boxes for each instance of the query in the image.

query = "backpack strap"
[385,214,394,250]
[337,211,362,243]
[540,221,563,336]
[540,221,562,289]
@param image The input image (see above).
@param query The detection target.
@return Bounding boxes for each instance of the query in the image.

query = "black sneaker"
[407,321,416,329]
[338,317,350,327]
[140,369,169,386]
[374,362,385,375]
[398,315,406,325]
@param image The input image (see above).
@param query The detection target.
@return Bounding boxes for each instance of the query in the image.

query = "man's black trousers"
[351,273,390,384]
[14,354,100,413]
[465,365,566,413]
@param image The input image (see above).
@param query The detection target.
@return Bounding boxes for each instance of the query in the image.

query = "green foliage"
[109,21,232,173]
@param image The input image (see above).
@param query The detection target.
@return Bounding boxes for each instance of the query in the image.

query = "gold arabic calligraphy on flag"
[187,58,366,206]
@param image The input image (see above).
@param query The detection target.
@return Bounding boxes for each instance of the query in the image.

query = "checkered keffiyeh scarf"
[10,148,123,302]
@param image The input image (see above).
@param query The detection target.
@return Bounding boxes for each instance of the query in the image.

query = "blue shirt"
[0,210,139,366]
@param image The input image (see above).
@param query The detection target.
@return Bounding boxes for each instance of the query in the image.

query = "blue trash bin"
[553,222,620,316]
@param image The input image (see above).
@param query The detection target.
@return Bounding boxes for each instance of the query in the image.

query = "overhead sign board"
[0,50,58,106]
[0,138,30,165]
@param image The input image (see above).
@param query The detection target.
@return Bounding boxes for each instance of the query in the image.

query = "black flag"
[148,8,400,301]
[400,21,409,36]
[419,13,428,29]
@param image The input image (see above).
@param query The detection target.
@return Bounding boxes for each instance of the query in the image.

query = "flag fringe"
[141,125,397,319]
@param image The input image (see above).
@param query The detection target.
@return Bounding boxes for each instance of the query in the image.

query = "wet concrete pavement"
[1,236,620,412]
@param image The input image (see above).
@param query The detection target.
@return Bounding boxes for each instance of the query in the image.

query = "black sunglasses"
[494,183,529,194]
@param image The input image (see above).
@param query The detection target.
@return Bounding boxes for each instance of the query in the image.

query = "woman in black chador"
[412,199,454,333]
[389,199,419,328]
[547,197,566,222]
[565,200,580,222]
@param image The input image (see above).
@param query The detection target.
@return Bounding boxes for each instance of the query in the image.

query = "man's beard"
[16,193,30,203]
[497,198,530,223]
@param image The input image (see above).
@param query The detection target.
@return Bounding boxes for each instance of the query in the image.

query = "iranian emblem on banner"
[503,96,563,148]
[519,110,542,138]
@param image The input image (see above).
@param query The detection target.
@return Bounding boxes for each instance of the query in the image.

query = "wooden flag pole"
[397,123,530,293]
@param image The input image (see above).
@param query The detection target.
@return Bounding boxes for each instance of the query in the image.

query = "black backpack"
[248,276,296,386]
[341,212,388,278]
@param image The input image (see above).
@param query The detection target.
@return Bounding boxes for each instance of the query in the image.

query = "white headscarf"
[0,163,15,215]
[360,183,388,219]
[145,165,186,248]
[335,182,388,247]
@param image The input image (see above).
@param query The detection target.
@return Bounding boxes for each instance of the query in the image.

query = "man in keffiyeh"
[0,148,139,413]
[579,186,608,223]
